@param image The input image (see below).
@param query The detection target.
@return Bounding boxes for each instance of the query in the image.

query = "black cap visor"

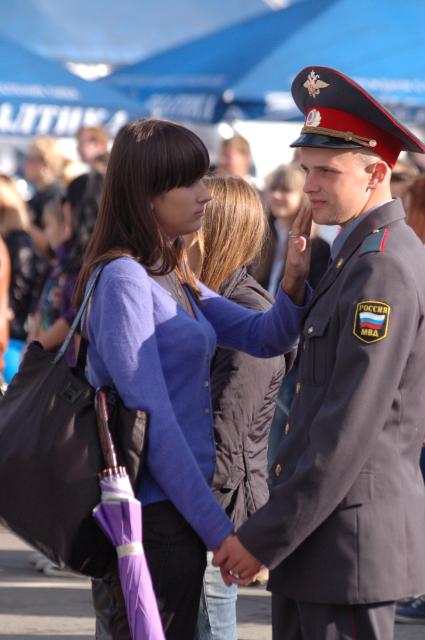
[290,132,364,150]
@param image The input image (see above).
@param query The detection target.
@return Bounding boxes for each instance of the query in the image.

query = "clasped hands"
[212,533,264,586]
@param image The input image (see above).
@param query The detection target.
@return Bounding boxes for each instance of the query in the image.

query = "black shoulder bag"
[0,265,148,577]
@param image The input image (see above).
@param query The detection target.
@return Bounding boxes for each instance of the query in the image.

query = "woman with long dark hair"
[75,119,311,639]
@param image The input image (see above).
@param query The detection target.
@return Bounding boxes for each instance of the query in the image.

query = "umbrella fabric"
[93,474,165,640]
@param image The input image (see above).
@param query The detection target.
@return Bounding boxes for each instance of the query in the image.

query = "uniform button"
[205,408,210,414]
[284,423,290,436]
[336,258,344,269]
[296,382,301,394]
[204,380,209,387]
[275,463,282,477]
[307,326,314,334]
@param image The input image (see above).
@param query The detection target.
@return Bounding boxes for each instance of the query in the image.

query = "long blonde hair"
[0,177,30,237]
[196,175,266,292]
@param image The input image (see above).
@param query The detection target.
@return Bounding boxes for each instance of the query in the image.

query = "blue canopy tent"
[0,36,144,137]
[103,0,332,122]
[103,0,425,127]
[0,0,275,65]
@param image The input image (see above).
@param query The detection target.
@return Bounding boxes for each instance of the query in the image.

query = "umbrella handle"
[95,387,119,469]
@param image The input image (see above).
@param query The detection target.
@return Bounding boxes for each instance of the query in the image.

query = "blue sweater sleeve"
[199,281,312,357]
[88,262,233,549]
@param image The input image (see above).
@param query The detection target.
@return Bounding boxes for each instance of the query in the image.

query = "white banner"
[0,102,130,137]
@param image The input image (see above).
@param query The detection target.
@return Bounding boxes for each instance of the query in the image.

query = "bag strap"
[53,265,105,365]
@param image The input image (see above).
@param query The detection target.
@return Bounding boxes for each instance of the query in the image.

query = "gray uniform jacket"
[238,198,425,604]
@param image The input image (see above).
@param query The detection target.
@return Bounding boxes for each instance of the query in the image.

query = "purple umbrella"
[93,389,165,640]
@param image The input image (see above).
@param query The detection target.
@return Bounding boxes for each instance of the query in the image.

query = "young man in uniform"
[213,66,425,638]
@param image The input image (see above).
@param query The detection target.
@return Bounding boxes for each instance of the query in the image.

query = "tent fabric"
[0,0,273,65]
[103,0,425,126]
[0,35,144,137]
[104,0,331,123]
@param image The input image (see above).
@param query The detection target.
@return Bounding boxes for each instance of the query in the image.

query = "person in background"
[404,172,425,243]
[36,153,108,366]
[0,235,11,386]
[395,170,425,625]
[75,118,311,639]
[0,177,39,382]
[253,163,330,295]
[23,136,65,256]
[251,164,330,470]
[24,193,76,580]
[390,156,419,201]
[27,196,72,348]
[66,126,109,215]
[185,175,288,640]
[216,134,257,186]
[77,126,109,163]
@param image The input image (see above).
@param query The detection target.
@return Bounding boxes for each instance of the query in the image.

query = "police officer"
[213,66,425,639]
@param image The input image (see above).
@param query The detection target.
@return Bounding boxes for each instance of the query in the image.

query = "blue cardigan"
[86,258,309,550]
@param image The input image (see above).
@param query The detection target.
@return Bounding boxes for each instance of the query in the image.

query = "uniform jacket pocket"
[302,316,331,385]
[337,471,374,510]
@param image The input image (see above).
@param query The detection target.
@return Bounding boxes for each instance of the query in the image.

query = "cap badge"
[303,70,330,98]
[305,109,322,127]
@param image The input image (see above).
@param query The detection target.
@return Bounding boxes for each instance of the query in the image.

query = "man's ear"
[367,161,389,189]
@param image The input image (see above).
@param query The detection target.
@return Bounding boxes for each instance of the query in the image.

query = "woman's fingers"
[288,234,308,253]
[290,204,313,238]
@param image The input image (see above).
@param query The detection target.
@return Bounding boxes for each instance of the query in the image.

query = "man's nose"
[303,173,319,194]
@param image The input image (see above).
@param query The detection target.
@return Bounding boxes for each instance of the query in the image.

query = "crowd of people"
[0,126,109,383]
[1,65,425,640]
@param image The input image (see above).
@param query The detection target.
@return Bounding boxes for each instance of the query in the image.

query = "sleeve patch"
[353,300,390,343]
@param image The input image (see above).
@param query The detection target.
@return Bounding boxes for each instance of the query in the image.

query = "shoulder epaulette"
[358,228,389,256]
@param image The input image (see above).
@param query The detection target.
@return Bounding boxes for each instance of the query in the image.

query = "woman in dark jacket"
[187,175,291,640]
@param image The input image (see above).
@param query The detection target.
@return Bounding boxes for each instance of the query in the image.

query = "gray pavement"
[0,526,423,639]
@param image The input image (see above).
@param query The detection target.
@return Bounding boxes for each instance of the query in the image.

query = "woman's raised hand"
[281,204,313,305]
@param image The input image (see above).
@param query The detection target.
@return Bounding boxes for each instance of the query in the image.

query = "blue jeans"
[195,551,238,640]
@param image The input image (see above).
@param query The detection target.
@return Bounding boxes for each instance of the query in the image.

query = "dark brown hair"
[406,173,425,243]
[75,118,209,305]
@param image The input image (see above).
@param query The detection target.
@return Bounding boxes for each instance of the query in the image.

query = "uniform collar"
[331,200,393,261]
[307,198,406,313]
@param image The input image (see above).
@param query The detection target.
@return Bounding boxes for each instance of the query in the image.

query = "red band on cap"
[305,107,403,167]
